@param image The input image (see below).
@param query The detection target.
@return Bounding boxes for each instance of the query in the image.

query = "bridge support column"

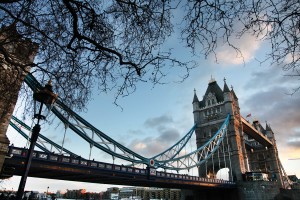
[237,181,280,200]
[0,25,37,174]
[268,145,284,188]
[227,116,247,181]
[0,134,10,176]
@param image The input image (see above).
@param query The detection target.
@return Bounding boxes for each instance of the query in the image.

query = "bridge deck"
[241,117,273,147]
[3,147,236,190]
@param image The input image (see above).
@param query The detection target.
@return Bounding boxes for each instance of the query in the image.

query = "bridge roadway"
[3,146,236,190]
[241,117,273,147]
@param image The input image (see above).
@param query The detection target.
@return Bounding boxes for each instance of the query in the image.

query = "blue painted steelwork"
[25,74,148,164]
[9,116,79,157]
[9,122,51,154]
[23,73,230,171]
[149,124,197,163]
[153,114,230,170]
[7,146,236,188]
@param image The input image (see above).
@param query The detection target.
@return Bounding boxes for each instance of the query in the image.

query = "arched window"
[212,99,215,105]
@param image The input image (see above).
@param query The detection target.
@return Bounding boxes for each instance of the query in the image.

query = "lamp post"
[16,81,57,200]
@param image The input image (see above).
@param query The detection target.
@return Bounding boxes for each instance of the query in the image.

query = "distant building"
[104,187,119,200]
[288,175,300,189]
[65,189,86,199]
[64,189,102,200]
[56,190,64,198]
[106,187,180,200]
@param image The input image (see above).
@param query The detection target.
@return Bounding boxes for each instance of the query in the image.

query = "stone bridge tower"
[0,24,38,173]
[192,78,248,181]
[245,121,284,187]
[192,78,284,190]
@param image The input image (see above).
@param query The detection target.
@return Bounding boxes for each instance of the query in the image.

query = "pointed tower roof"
[223,77,230,92]
[266,123,273,132]
[202,79,224,103]
[231,85,238,100]
[192,89,199,103]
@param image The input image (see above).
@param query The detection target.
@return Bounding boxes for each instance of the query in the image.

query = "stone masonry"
[0,24,38,173]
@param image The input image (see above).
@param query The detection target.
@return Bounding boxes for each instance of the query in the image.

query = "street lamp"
[16,81,57,200]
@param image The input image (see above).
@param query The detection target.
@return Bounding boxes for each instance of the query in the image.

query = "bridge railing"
[7,146,236,186]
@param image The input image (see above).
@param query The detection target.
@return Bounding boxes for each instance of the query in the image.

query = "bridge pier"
[0,25,37,174]
[237,181,280,200]
[181,182,282,200]
[192,78,289,199]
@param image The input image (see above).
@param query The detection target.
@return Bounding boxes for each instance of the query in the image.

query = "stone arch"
[216,168,230,180]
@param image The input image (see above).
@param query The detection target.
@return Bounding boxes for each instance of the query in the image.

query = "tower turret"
[223,78,231,101]
[192,89,199,110]
[223,78,234,115]
[265,123,275,142]
[192,89,200,123]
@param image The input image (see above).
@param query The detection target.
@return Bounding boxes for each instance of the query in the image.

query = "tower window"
[207,100,211,106]
[212,99,215,105]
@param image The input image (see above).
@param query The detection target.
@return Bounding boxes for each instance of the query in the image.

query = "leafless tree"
[0,0,193,114]
[181,0,299,92]
[0,0,299,115]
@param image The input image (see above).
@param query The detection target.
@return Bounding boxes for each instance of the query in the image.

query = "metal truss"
[152,114,230,171]
[24,73,229,171]
[25,74,148,164]
[10,116,78,157]
[147,124,196,165]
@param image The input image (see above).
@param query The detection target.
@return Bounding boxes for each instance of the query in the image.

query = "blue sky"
[2,27,300,193]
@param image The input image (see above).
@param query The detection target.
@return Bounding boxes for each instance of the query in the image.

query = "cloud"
[286,130,300,148]
[241,66,300,159]
[127,114,182,157]
[133,141,148,151]
[243,67,299,91]
[129,139,165,157]
[215,33,262,65]
[128,128,181,157]
[287,141,300,148]
[158,128,180,142]
[144,115,173,128]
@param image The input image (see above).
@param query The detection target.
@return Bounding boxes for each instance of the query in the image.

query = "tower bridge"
[1,75,293,199]
[0,26,296,199]
[5,146,236,190]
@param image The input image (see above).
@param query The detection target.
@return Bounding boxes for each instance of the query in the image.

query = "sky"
[1,18,300,194]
